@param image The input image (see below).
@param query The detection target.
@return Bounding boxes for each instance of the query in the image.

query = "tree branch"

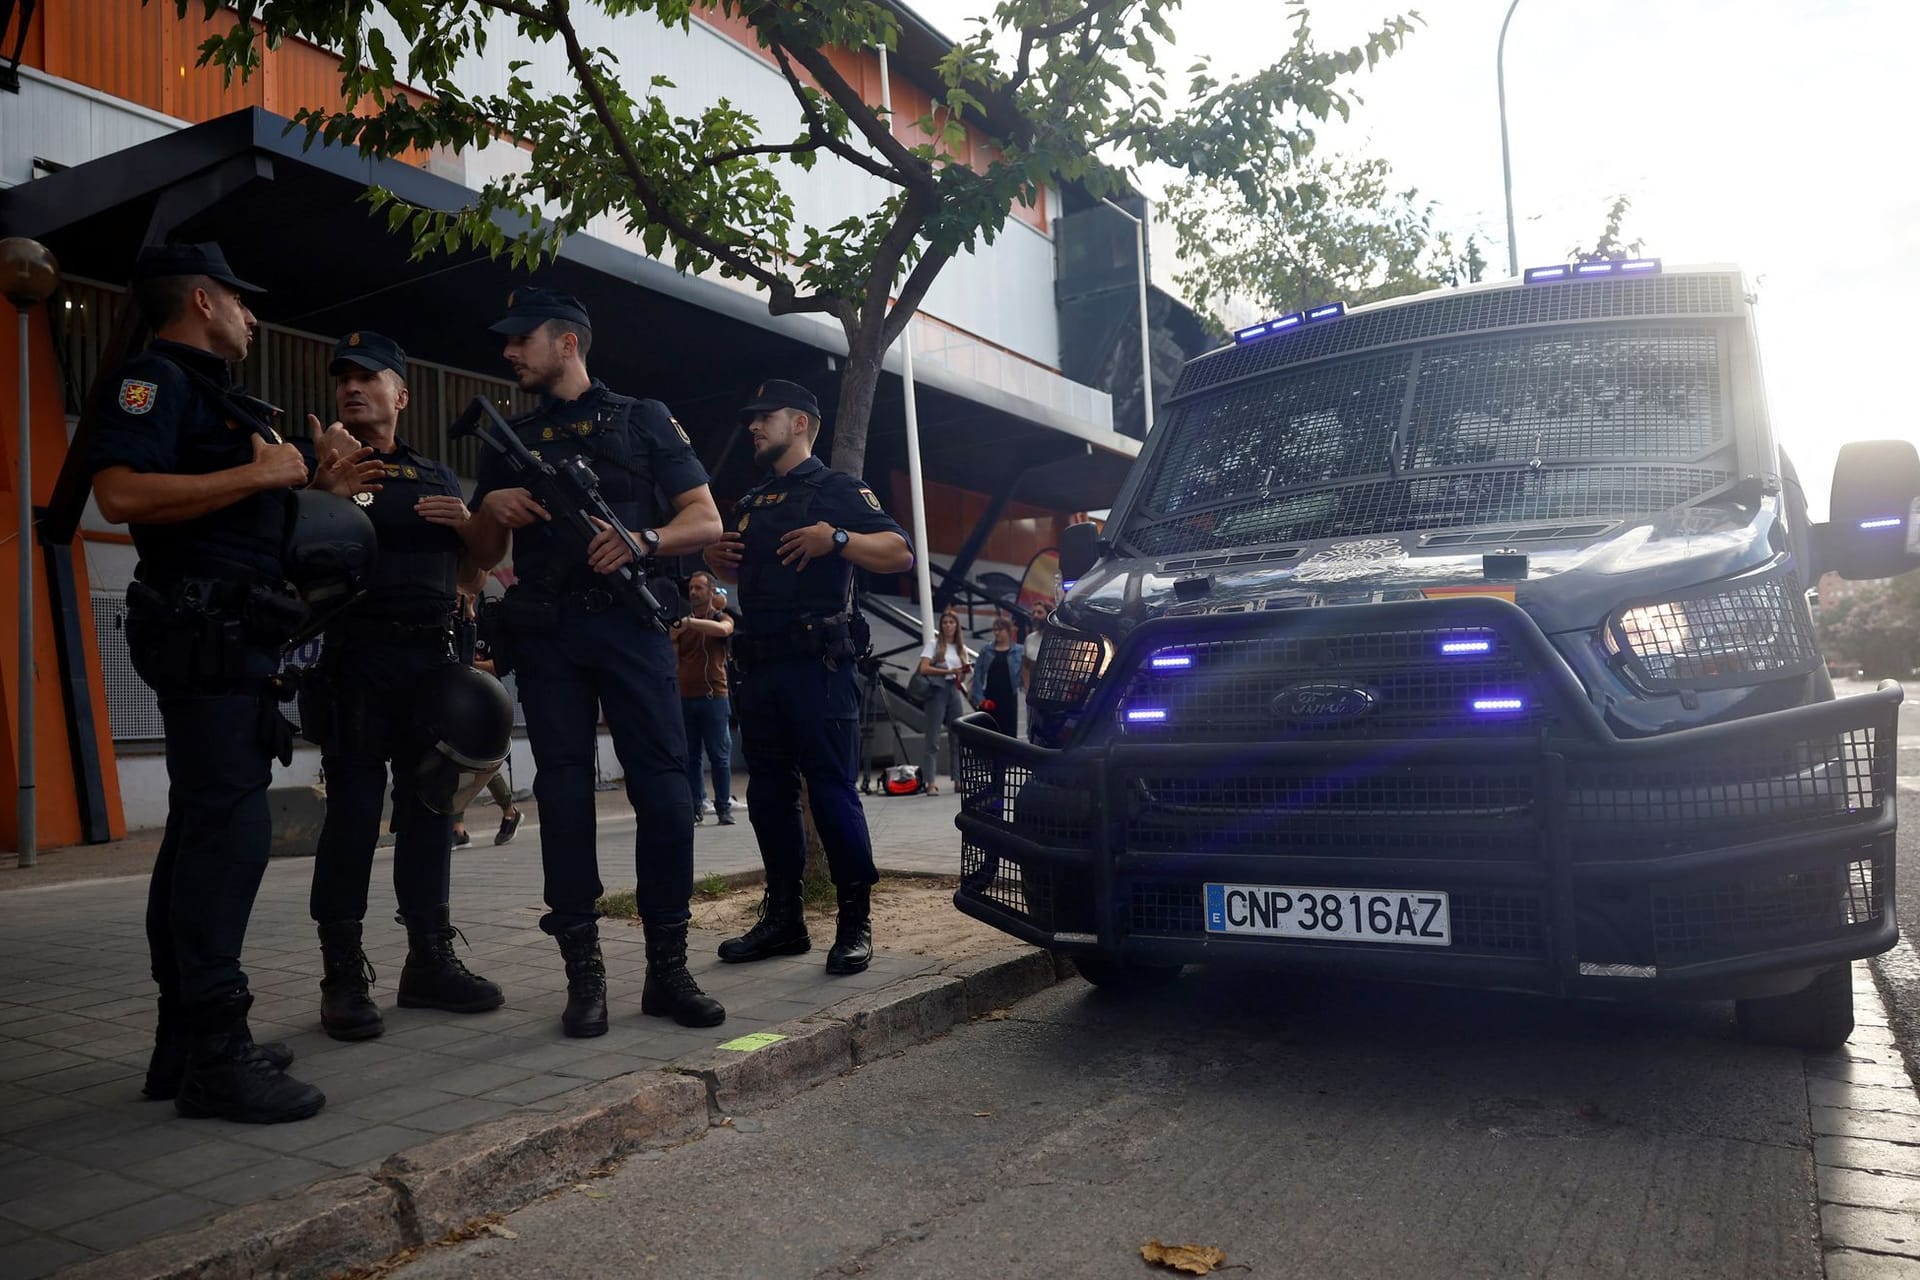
[1007,0,1126,96]
[765,44,909,186]
[774,37,934,190]
[541,0,800,306]
[880,242,953,350]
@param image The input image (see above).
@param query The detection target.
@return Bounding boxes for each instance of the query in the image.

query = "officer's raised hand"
[478,486,550,529]
[777,521,839,570]
[250,433,310,490]
[305,413,384,499]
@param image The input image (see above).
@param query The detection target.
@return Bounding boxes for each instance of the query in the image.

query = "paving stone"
[479,1074,583,1106]
[120,1138,275,1190]
[0,1170,157,1230]
[1821,1166,1920,1214]
[55,1191,222,1253]
[1827,1249,1920,1279]
[190,1156,334,1206]
[1823,1204,1920,1257]
[302,1125,433,1170]
[1812,1078,1920,1116]
[405,1097,520,1135]
[341,1088,468,1124]
[1815,1107,1920,1145]
[0,1233,96,1280]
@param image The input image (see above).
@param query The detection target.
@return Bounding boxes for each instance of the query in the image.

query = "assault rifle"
[449,395,672,632]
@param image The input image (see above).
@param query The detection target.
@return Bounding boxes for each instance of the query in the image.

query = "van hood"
[1068,497,1785,637]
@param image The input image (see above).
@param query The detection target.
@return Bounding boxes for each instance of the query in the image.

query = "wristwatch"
[639,527,661,556]
[830,527,850,555]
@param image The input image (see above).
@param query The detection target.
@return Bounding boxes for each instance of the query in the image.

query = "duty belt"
[330,615,454,650]
[734,613,855,667]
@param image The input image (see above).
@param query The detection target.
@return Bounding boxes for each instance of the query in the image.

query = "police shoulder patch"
[118,379,159,415]
[671,417,691,445]
[858,485,881,511]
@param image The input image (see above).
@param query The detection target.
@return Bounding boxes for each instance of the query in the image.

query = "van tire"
[1071,955,1183,990]
[1735,964,1854,1051]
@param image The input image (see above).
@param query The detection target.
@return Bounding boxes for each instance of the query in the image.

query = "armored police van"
[951,261,1920,1050]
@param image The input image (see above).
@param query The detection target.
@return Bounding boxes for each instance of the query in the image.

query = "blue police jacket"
[86,339,293,582]
[473,379,707,594]
[731,457,910,632]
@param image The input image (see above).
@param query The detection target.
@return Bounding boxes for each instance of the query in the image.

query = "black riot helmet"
[413,664,516,815]
[284,490,377,641]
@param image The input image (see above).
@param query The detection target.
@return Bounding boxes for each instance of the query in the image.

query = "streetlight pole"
[1497,0,1523,277]
[1100,197,1154,435]
[0,238,59,869]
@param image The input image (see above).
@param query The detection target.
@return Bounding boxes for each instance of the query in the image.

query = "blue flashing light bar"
[1233,300,1343,345]
[1061,580,1078,592]
[1150,653,1193,670]
[1524,258,1662,285]
[1439,638,1493,655]
[1126,708,1169,723]
[1470,696,1527,714]
[1860,517,1905,530]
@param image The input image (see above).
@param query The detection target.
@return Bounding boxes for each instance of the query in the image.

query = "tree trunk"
[829,321,888,478]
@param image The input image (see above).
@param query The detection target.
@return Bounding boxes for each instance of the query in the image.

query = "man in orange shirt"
[673,570,736,825]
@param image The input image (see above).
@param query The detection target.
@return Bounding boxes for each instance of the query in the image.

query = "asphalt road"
[394,972,1819,1280]
[384,677,1916,1280]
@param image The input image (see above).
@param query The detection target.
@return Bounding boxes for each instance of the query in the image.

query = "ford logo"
[1271,682,1377,724]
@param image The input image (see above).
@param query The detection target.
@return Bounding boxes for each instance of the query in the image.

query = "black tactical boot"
[396,907,505,1013]
[825,884,873,976]
[716,881,810,963]
[554,921,609,1038]
[640,921,726,1028]
[143,993,295,1101]
[175,991,326,1124]
[317,921,384,1041]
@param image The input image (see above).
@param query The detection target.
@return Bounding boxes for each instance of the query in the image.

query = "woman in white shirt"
[915,610,973,794]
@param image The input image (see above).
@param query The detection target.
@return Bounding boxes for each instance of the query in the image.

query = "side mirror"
[1819,440,1920,581]
[1058,521,1102,588]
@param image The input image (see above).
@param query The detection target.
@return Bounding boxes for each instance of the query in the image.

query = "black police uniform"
[475,286,722,1035]
[302,331,504,1041]
[728,452,909,893]
[86,242,322,1123]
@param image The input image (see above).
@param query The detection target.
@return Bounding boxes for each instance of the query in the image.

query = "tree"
[176,0,1417,475]
[1568,193,1646,264]
[1820,577,1920,679]
[1164,151,1483,322]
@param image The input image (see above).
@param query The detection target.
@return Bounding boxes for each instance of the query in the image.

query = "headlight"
[1027,628,1111,713]
[1605,573,1818,689]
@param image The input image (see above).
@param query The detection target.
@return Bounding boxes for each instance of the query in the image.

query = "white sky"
[912,0,1920,517]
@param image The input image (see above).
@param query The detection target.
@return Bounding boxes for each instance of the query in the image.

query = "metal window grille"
[1027,630,1106,713]
[1608,572,1821,689]
[1648,851,1884,967]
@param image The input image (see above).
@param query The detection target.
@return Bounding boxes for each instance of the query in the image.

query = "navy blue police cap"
[329,330,407,378]
[488,286,592,336]
[738,379,823,424]
[133,241,264,294]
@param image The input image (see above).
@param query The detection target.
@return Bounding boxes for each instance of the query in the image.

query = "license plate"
[1204,883,1451,946]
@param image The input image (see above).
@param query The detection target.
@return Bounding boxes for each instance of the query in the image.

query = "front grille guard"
[951,602,1904,991]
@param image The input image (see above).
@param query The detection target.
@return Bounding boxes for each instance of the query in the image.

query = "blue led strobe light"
[1470,696,1527,714]
[1439,638,1492,655]
[1149,653,1194,670]
[1859,517,1905,530]
[1125,708,1168,723]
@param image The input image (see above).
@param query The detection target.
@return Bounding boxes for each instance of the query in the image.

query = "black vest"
[349,443,463,621]
[506,390,655,592]
[733,462,850,630]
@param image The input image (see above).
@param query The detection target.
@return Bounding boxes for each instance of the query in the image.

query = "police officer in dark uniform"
[703,380,915,975]
[87,243,381,1124]
[302,330,505,1041]
[465,287,727,1037]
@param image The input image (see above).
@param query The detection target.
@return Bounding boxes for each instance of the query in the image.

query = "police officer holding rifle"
[461,288,726,1037]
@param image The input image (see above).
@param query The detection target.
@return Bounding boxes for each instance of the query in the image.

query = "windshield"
[1126,323,1737,556]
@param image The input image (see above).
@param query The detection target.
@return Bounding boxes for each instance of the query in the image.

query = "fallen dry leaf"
[972,1111,992,1118]
[984,1009,1010,1020]
[1141,1240,1229,1275]
[480,1223,518,1241]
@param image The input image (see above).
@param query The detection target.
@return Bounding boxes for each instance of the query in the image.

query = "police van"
[951,261,1919,1049]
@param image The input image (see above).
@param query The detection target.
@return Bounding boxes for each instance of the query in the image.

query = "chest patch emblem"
[118,379,159,415]
[737,513,751,533]
[353,491,375,507]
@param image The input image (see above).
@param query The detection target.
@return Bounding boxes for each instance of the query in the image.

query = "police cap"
[488,286,591,336]
[329,330,407,378]
[132,242,264,294]
[738,378,822,424]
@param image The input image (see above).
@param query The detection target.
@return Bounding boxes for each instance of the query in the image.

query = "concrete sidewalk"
[0,784,972,1278]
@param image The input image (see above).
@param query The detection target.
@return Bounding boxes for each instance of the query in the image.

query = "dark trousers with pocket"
[737,655,878,888]
[129,612,287,1010]
[309,642,457,924]
[513,603,693,933]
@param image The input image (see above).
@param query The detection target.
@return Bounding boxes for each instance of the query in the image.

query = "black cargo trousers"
[125,578,300,1011]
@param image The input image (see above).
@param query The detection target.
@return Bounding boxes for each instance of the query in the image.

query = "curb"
[57,944,1065,1280]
